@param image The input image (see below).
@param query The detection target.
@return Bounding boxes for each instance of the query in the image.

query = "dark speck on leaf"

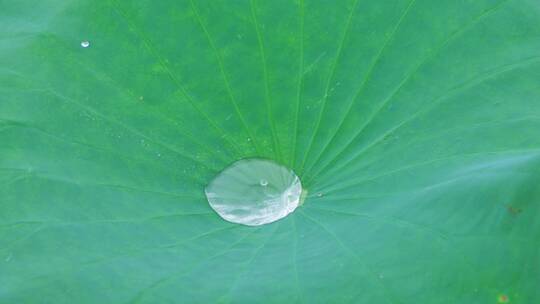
[507,205,522,215]
[497,294,509,303]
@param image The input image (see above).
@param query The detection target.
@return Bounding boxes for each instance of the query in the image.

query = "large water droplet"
[205,158,302,226]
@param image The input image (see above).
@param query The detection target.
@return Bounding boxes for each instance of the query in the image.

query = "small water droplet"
[205,159,302,226]
[81,40,90,48]
[247,138,251,142]
[157,153,161,157]
[316,192,323,197]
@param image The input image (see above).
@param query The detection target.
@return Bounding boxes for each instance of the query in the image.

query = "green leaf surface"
[2,0,540,303]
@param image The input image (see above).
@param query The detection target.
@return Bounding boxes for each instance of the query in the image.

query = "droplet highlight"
[81,40,90,48]
[205,158,302,226]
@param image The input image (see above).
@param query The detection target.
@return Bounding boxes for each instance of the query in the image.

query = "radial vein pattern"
[1,0,540,303]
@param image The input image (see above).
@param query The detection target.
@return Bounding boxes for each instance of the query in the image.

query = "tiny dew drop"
[205,158,302,226]
[81,40,90,48]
